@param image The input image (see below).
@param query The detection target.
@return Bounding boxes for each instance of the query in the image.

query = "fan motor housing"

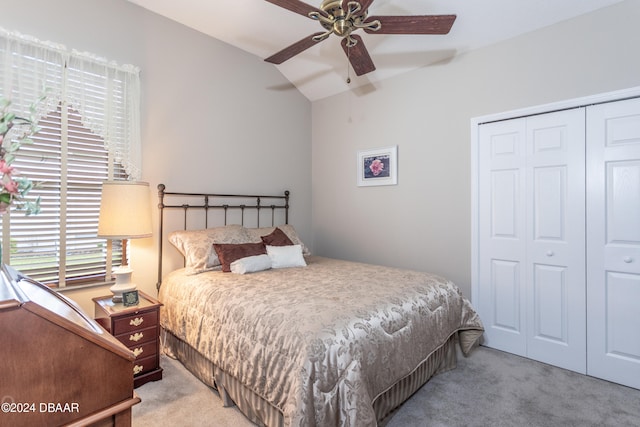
[318,0,366,37]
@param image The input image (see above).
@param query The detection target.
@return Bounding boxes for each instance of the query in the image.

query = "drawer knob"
[546,251,554,257]
[130,317,144,327]
[133,365,144,375]
[133,347,144,357]
[623,256,633,263]
[129,332,144,342]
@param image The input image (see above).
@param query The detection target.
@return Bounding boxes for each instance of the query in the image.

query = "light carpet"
[132,346,640,426]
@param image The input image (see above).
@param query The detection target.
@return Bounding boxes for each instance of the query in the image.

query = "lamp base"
[110,282,137,303]
[110,265,137,303]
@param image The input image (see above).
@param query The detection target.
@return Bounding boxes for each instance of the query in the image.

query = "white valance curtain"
[0,27,141,179]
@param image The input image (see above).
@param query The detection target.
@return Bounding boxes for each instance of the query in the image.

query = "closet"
[473,94,640,390]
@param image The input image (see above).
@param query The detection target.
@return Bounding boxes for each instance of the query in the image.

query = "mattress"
[159,256,484,426]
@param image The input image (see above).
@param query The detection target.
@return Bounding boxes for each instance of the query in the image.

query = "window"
[0,27,141,288]
[8,105,127,286]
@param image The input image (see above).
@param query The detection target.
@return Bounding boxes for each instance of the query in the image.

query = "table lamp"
[98,181,152,302]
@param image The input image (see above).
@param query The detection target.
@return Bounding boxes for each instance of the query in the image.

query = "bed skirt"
[161,327,460,426]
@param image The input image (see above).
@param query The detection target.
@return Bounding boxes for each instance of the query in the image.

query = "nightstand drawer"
[115,325,157,347]
[133,354,157,376]
[130,339,157,360]
[112,310,158,335]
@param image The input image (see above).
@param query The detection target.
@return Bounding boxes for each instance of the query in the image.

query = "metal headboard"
[156,184,290,289]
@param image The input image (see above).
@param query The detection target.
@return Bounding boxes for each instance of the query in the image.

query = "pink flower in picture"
[369,159,385,176]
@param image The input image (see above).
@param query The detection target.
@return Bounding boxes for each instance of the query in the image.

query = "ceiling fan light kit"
[264,0,456,77]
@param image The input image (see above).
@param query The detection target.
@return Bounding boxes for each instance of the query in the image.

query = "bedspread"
[159,256,483,426]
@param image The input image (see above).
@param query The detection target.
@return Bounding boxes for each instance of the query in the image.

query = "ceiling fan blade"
[365,15,456,34]
[341,35,376,76]
[265,32,326,64]
[265,0,324,18]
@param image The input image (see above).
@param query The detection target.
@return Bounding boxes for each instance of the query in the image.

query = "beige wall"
[311,0,640,299]
[0,0,312,314]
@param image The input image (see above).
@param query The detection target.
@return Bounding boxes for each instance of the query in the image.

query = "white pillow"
[266,244,307,269]
[230,254,272,274]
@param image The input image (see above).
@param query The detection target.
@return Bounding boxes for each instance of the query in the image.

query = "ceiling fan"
[264,0,456,78]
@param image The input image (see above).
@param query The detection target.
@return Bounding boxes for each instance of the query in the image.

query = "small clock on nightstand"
[93,291,163,388]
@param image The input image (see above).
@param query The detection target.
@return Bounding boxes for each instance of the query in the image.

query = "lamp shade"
[98,181,152,239]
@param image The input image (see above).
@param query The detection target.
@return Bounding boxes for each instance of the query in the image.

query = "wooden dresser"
[93,291,163,388]
[0,265,140,427]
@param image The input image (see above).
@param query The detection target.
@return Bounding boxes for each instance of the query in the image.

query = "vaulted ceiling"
[126,0,624,101]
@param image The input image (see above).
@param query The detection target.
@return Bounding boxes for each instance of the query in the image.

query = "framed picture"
[357,145,398,187]
[122,290,140,307]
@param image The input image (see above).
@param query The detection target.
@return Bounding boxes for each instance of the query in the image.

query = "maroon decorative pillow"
[213,242,267,272]
[261,227,294,247]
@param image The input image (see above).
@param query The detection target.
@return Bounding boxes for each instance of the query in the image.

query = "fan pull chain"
[346,44,351,84]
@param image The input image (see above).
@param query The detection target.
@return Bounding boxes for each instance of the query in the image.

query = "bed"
[156,185,484,426]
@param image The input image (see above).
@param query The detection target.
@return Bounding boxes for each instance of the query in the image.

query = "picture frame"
[357,145,398,187]
[122,290,139,307]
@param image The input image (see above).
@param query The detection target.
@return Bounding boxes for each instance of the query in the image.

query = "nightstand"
[93,291,163,388]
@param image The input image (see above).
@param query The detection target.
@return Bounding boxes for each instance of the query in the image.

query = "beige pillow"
[168,224,251,274]
[245,224,310,256]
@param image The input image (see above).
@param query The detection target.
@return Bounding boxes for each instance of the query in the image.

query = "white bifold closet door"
[586,97,640,390]
[478,108,587,374]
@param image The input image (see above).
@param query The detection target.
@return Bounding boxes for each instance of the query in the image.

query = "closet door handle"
[623,256,633,263]
[546,251,554,257]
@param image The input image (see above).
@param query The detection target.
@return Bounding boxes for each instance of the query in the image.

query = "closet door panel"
[525,109,586,373]
[607,160,640,264]
[532,264,567,341]
[491,259,521,332]
[478,119,527,355]
[604,272,640,357]
[533,166,565,240]
[587,97,640,389]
